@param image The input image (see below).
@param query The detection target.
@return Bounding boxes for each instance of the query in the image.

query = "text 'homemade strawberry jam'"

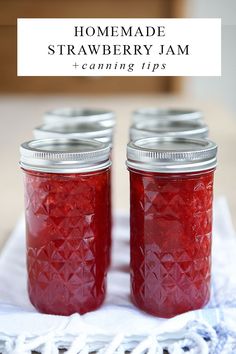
[127,137,217,318]
[20,138,111,316]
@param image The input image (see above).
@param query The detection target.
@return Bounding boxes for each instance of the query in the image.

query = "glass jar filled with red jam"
[132,108,203,124]
[44,107,116,128]
[20,138,111,316]
[33,123,114,268]
[127,137,217,318]
[129,120,209,141]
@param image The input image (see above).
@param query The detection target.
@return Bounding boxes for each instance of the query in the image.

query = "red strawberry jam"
[33,122,115,269]
[127,137,217,318]
[20,138,111,315]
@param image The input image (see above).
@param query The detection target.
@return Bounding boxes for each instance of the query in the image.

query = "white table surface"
[0,94,235,249]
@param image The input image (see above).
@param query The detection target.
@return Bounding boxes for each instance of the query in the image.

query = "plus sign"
[73,62,79,69]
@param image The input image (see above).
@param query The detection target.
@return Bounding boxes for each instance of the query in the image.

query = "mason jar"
[43,108,116,128]
[20,138,111,316]
[33,123,114,268]
[129,120,209,141]
[132,108,203,124]
[127,137,217,318]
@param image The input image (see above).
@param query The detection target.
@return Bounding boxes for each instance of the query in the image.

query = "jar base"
[29,293,105,316]
[131,294,210,318]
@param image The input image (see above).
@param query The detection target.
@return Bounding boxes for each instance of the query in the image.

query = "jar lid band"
[132,108,203,123]
[33,122,113,144]
[130,120,209,141]
[127,137,217,173]
[20,138,111,173]
[44,108,116,127]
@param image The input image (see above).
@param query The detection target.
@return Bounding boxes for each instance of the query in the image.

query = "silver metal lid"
[43,108,116,127]
[20,138,111,173]
[33,122,113,144]
[130,120,209,141]
[127,137,217,173]
[133,108,203,124]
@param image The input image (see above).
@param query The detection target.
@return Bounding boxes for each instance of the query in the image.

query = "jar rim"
[132,108,203,123]
[34,122,113,143]
[130,120,209,140]
[127,137,217,173]
[44,107,116,127]
[20,138,111,173]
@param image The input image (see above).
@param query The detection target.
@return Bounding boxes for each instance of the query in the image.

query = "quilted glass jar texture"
[24,169,111,316]
[127,137,217,318]
[32,120,115,268]
[20,138,111,316]
[130,170,214,318]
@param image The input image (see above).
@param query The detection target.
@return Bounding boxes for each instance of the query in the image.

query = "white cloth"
[0,197,236,354]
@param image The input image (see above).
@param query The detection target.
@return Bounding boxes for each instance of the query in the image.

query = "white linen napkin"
[0,197,236,354]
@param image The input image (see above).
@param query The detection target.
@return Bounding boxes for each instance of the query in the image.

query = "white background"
[185,1,236,114]
[17,18,221,77]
